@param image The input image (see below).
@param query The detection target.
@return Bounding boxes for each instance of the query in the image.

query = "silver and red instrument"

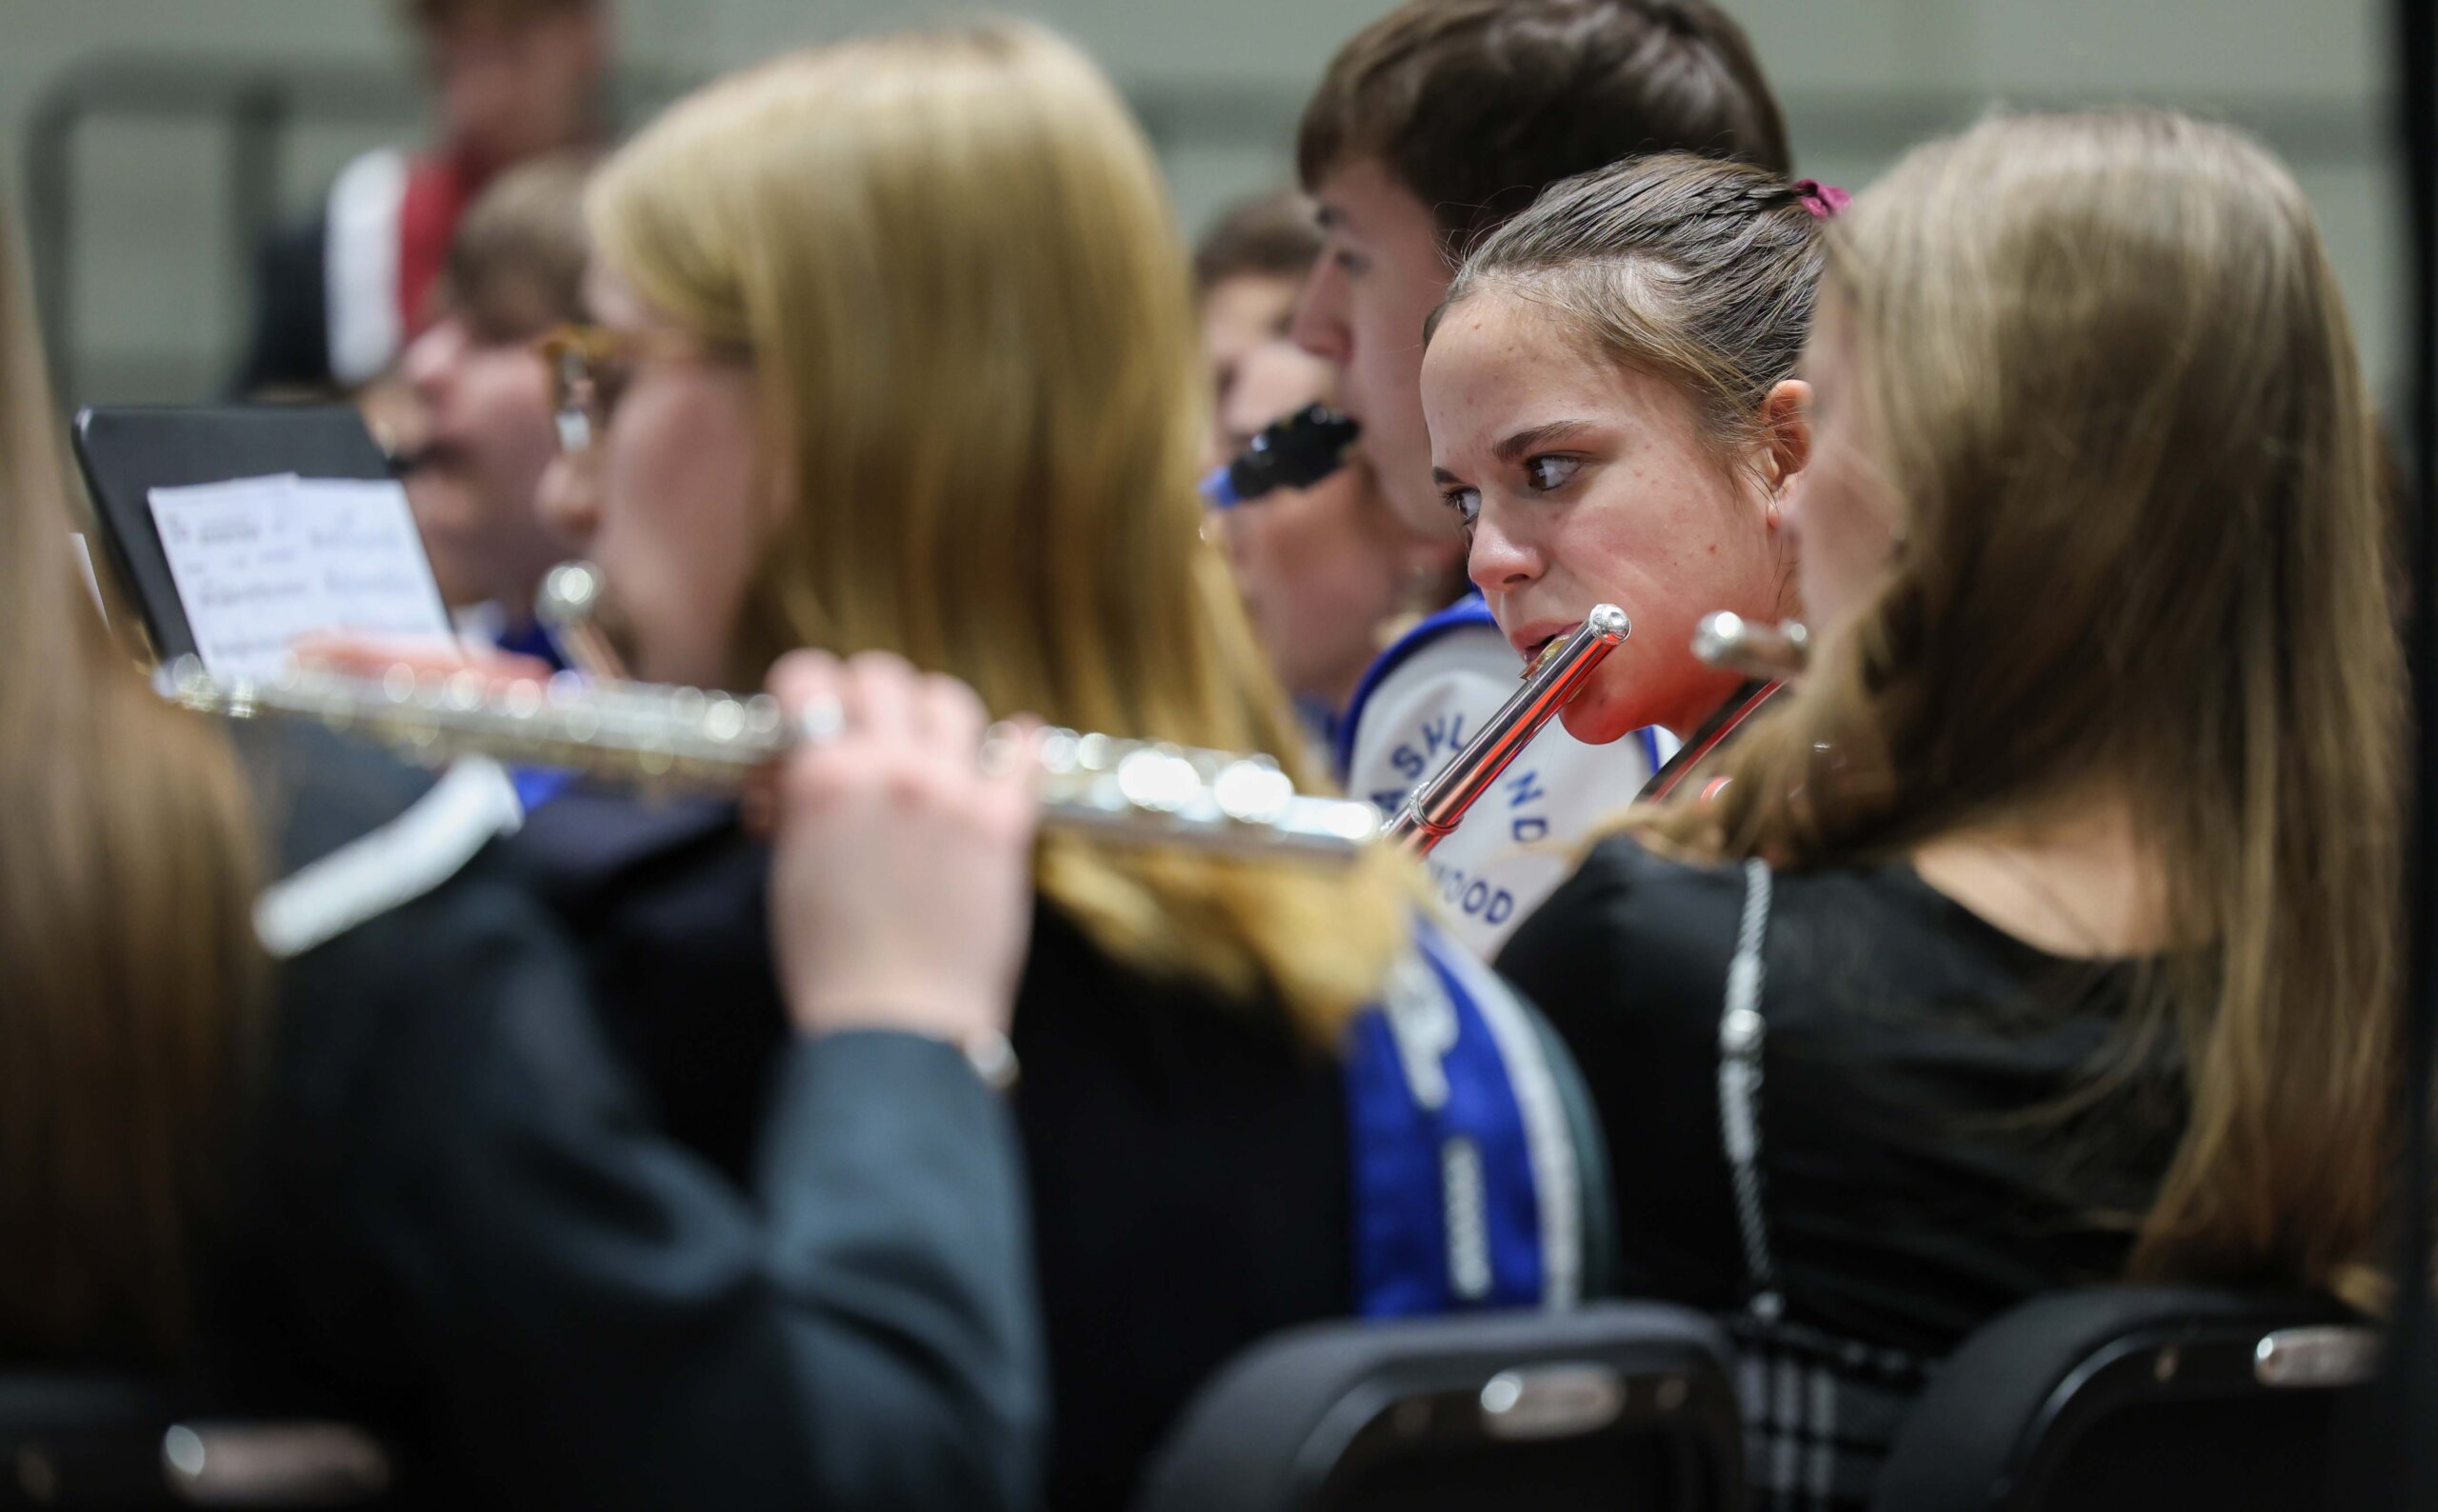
[1383,604,1631,856]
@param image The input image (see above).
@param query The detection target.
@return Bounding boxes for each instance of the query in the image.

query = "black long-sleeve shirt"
[1496,837,2174,1506]
[514,787,1358,1512]
[1498,836,2167,1356]
[212,731,1043,1509]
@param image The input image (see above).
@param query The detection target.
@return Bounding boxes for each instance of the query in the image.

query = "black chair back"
[1134,1303,1742,1512]
[0,1370,390,1508]
[1870,1285,2377,1512]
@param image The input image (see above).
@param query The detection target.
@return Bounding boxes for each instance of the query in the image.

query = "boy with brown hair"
[1289,0,1790,957]
[397,151,592,658]
[1192,189,1324,451]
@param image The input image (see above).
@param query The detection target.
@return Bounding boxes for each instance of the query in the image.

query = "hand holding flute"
[764,649,1038,1061]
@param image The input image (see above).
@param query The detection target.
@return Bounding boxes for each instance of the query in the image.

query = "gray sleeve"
[269,874,1043,1512]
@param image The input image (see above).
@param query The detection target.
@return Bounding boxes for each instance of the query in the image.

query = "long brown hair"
[1644,111,2404,1300]
[0,207,263,1364]
[588,22,1413,1039]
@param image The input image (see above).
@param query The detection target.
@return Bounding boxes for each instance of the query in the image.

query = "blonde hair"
[0,204,263,1363]
[589,21,1410,1036]
[1642,111,2404,1301]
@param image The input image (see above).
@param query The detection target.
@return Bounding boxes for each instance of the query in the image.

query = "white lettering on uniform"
[1387,712,1473,786]
[1505,766,1551,843]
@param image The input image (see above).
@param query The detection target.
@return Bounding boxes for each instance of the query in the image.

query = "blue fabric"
[494,617,568,669]
[493,618,573,812]
[511,766,577,811]
[1638,726,1662,774]
[1333,593,1498,782]
[1343,925,1547,1316]
[1199,463,1244,509]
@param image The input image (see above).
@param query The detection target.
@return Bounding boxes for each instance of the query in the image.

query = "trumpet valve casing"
[1691,612,1809,680]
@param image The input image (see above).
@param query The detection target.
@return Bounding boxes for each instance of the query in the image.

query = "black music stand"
[70,404,415,662]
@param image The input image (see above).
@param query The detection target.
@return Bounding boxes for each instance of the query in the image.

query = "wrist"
[817,1023,1014,1093]
[789,990,1017,1090]
[951,1025,1021,1093]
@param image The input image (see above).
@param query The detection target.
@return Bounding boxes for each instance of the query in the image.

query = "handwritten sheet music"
[149,473,451,681]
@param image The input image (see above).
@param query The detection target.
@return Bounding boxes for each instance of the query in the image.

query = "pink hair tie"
[1792,179,1850,218]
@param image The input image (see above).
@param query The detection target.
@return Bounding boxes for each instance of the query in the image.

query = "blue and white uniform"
[1339,595,1668,960]
[1343,918,1604,1315]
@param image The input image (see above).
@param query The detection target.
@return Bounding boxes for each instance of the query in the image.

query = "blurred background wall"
[0,0,2398,408]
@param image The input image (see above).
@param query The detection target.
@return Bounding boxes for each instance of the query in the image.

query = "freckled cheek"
[1546,499,1671,598]
[1576,607,1709,737]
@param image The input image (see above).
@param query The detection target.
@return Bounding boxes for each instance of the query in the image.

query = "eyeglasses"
[532,324,749,454]
[534,323,635,455]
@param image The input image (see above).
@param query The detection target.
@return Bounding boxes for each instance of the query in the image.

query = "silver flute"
[160,658,1383,862]
[1690,612,1810,681]
[1383,605,1630,856]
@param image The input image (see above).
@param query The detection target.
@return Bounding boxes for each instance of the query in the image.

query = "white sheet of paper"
[148,473,450,681]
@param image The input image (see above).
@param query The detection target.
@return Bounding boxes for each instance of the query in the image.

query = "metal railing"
[20,48,2379,408]
[21,53,712,403]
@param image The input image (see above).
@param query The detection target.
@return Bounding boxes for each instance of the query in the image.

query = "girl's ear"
[1758,378,1811,499]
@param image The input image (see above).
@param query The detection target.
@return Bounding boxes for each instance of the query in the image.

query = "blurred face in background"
[1216,340,1451,717]
[422,3,606,169]
[400,275,578,617]
[1199,271,1303,468]
[1784,299,1900,640]
[1289,157,1464,548]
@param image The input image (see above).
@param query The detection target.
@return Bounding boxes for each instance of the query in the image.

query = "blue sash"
[1342,922,1581,1316]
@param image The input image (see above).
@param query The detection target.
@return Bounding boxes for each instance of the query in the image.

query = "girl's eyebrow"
[1492,419,1595,463]
[1437,419,1603,486]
